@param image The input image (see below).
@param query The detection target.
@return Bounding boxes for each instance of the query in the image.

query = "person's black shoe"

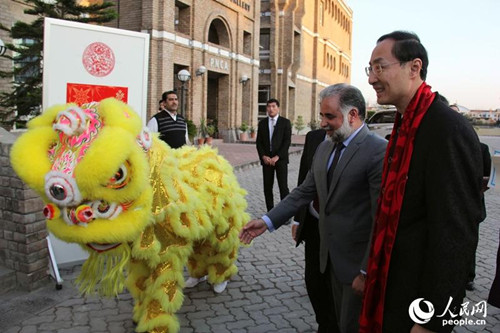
[465,281,475,291]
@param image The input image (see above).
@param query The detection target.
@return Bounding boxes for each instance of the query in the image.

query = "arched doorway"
[206,17,232,140]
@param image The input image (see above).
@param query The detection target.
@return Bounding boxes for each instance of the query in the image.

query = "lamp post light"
[177,69,191,117]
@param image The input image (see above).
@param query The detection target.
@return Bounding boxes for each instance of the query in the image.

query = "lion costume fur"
[10,98,249,333]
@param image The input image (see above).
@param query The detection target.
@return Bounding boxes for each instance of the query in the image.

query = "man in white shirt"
[147,90,189,148]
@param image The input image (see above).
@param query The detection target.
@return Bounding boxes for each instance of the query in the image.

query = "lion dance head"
[11,98,155,295]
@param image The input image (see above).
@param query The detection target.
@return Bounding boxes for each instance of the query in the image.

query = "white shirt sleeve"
[185,123,191,145]
[147,117,158,133]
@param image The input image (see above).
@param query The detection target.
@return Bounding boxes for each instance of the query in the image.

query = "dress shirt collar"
[164,109,177,121]
[269,115,279,123]
[341,123,365,147]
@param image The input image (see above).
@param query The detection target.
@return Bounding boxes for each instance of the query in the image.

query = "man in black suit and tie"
[256,98,292,211]
[292,128,339,333]
[241,84,387,332]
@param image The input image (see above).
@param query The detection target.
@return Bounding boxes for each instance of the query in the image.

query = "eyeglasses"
[365,61,404,76]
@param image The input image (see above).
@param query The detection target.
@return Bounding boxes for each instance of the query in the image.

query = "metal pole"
[181,82,186,118]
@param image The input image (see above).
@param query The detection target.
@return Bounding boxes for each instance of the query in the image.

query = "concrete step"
[0,265,16,295]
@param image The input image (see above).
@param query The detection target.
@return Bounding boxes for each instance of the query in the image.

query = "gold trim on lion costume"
[10,98,249,333]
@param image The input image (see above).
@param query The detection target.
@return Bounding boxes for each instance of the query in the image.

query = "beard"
[330,113,354,143]
[76,243,131,297]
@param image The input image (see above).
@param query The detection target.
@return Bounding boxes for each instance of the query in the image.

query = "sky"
[346,0,500,110]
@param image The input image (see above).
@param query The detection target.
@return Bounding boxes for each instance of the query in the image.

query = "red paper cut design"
[66,83,128,105]
[82,42,115,77]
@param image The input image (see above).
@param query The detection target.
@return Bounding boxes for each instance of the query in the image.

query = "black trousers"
[262,162,289,211]
[468,222,480,282]
[304,214,339,333]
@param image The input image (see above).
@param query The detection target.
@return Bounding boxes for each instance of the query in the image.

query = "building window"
[258,85,270,118]
[209,24,220,44]
[319,1,324,26]
[259,28,270,58]
[243,31,252,55]
[208,18,230,48]
[293,30,301,64]
[175,1,190,35]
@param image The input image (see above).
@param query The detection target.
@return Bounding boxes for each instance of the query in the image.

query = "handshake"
[239,218,268,244]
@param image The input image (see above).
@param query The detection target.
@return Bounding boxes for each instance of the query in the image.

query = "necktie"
[270,118,275,151]
[327,143,345,189]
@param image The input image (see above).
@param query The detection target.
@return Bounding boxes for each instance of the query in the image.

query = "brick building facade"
[105,0,261,141]
[0,0,352,137]
[258,0,352,125]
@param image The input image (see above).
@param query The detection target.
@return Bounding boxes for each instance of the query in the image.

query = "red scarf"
[359,82,435,332]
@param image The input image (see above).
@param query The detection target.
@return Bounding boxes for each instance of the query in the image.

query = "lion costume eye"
[91,201,122,219]
[107,162,130,189]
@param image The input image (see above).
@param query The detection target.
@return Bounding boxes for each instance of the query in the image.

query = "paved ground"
[1,136,499,332]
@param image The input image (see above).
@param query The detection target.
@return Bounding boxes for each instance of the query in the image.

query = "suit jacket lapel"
[326,126,369,201]
[271,117,282,147]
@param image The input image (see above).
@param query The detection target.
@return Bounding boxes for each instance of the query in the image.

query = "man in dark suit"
[450,107,492,291]
[360,31,483,333]
[241,84,387,332]
[256,98,292,211]
[292,128,339,333]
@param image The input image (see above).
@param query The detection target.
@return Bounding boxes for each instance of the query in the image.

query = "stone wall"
[0,129,49,291]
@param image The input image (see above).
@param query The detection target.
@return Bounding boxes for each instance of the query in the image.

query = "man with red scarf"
[359,31,484,332]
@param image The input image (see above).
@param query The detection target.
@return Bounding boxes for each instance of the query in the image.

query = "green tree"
[294,115,306,134]
[0,0,117,128]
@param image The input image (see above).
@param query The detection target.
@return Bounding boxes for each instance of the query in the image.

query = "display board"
[43,17,149,265]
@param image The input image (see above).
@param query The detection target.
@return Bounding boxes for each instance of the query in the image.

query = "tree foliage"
[0,0,117,128]
[294,115,306,134]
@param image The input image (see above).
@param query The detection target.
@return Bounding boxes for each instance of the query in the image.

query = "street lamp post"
[177,69,191,118]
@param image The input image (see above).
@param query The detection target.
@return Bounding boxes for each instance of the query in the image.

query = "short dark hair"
[377,31,429,80]
[162,90,177,101]
[319,83,366,120]
[266,98,280,107]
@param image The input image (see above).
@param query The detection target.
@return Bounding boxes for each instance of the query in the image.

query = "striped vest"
[153,111,186,149]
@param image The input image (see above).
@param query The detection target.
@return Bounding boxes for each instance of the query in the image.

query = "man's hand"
[482,176,490,192]
[263,155,272,165]
[270,156,279,166]
[352,273,366,296]
[239,219,268,244]
[291,223,298,242]
[410,324,435,333]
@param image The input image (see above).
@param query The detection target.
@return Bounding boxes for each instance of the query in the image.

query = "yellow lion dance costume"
[10,98,249,333]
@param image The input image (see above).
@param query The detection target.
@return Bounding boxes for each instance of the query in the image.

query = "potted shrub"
[308,119,320,131]
[206,124,216,145]
[249,126,256,139]
[294,115,306,135]
[186,119,197,143]
[239,122,249,141]
[197,118,208,145]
